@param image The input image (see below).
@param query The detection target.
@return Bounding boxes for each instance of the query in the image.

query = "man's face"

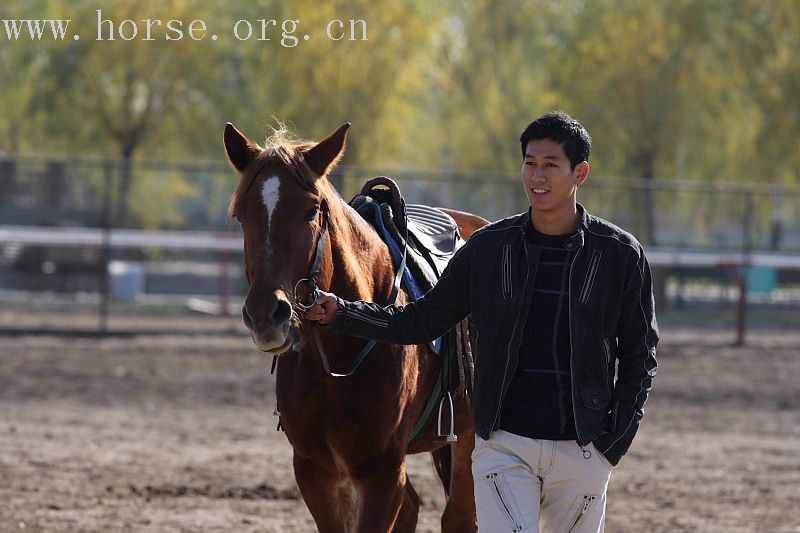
[521,138,588,215]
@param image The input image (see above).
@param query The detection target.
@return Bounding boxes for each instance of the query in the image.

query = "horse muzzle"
[242,291,295,354]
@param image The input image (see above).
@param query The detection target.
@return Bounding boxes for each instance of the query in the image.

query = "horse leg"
[353,460,408,533]
[442,429,478,532]
[293,453,355,533]
[391,474,420,533]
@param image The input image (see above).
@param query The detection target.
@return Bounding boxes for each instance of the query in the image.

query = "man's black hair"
[519,111,592,169]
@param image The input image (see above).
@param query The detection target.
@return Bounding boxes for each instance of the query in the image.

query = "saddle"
[350,177,463,296]
[349,177,474,443]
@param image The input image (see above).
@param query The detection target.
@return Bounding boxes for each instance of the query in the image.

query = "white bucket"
[108,261,146,302]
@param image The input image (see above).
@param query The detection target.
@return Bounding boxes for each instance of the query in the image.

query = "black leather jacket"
[327,205,659,465]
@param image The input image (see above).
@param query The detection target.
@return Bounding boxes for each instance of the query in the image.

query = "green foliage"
[0,0,798,228]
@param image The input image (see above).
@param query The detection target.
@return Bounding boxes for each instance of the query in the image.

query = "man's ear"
[305,123,351,177]
[224,122,262,172]
[575,161,590,185]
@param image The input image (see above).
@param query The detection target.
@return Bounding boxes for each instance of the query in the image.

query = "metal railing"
[2,155,799,251]
[1,155,799,340]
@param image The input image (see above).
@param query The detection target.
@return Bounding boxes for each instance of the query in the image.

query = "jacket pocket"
[581,390,610,412]
[578,249,603,304]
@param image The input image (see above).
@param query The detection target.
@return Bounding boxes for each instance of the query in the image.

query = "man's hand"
[305,291,339,325]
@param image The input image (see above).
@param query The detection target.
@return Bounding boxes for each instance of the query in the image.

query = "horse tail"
[431,446,452,497]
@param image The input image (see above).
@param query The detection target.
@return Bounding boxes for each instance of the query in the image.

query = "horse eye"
[304,207,318,221]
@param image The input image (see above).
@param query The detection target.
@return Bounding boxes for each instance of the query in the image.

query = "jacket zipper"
[602,337,612,391]
[490,237,530,432]
[502,244,512,301]
[568,239,585,446]
[579,249,602,304]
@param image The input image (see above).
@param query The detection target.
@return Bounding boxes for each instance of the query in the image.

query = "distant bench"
[10,245,106,292]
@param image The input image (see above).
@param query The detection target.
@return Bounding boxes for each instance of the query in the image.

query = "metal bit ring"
[294,278,320,311]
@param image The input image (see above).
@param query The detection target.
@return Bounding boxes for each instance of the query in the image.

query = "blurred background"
[2,2,799,531]
[1,0,798,335]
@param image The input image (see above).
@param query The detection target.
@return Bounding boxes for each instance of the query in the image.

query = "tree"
[546,0,730,243]
[35,0,225,227]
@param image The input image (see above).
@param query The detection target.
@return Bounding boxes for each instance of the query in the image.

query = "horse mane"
[229,125,323,217]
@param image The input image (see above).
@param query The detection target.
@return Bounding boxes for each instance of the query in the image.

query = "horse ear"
[224,122,262,172]
[305,123,351,177]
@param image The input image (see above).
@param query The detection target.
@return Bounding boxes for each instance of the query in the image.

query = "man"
[307,111,658,532]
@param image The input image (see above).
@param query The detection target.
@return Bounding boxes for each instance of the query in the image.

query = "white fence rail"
[4,225,800,269]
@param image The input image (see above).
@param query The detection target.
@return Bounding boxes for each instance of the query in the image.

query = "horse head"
[224,122,350,354]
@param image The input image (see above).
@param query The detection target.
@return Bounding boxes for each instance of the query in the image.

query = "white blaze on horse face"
[261,176,281,250]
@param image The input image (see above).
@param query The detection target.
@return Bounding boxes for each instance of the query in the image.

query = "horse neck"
[325,196,396,304]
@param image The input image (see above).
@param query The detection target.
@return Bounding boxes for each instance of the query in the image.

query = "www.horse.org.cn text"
[1,9,368,47]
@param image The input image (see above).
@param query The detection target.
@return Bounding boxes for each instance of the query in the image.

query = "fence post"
[734,268,747,347]
[219,250,230,316]
[770,187,785,250]
[99,162,113,334]
[734,195,755,347]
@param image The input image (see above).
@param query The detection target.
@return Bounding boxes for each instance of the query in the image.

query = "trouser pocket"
[591,442,614,470]
[567,494,599,533]
[484,472,524,532]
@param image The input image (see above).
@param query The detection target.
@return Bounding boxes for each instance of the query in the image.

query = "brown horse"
[224,121,487,532]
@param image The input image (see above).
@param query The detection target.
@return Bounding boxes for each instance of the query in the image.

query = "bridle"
[292,196,408,378]
[292,200,331,313]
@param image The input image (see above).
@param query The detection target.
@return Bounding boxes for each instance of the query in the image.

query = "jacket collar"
[577,203,591,230]
[520,205,588,250]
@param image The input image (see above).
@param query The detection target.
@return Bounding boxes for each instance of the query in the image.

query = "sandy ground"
[0,309,799,532]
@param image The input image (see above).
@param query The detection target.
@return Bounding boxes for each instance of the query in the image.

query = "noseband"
[291,197,408,378]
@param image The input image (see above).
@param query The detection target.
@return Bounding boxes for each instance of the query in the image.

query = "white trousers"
[472,430,613,533]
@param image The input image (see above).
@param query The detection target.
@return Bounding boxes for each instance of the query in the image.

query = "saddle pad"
[406,204,460,257]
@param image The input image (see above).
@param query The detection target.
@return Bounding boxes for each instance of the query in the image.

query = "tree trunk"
[632,149,658,246]
[643,175,656,247]
[631,149,666,309]
[113,147,135,228]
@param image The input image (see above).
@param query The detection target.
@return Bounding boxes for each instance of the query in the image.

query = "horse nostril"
[271,299,291,327]
[242,305,255,331]
[242,295,290,330]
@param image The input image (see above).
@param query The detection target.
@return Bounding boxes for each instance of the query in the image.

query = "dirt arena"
[0,307,798,532]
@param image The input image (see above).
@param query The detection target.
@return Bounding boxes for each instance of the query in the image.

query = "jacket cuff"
[592,401,640,466]
[321,296,348,331]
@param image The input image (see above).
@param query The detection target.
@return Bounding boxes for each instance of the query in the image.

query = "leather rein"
[292,198,408,378]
